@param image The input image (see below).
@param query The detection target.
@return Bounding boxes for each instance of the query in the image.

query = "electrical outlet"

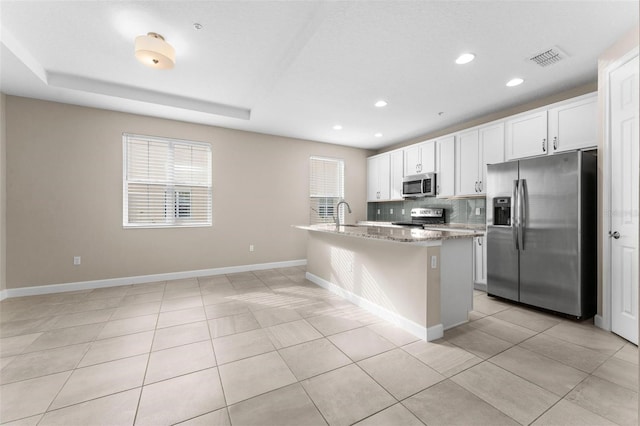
[390,208,394,214]
[430,255,438,269]
[73,256,81,266]
[401,209,405,215]
[249,245,254,252]
[475,207,481,215]
[377,209,380,215]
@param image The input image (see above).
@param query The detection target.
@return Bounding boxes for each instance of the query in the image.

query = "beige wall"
[0,93,6,293]
[5,96,371,289]
[378,82,597,155]
[596,24,640,317]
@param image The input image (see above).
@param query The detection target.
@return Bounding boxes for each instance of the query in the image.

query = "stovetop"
[392,207,445,227]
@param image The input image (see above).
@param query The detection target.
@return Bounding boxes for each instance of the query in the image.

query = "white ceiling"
[1,1,638,150]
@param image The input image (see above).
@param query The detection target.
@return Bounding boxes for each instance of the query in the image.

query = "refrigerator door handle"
[518,179,526,251]
[512,179,519,250]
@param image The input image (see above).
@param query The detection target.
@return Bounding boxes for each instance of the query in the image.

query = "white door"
[610,54,639,344]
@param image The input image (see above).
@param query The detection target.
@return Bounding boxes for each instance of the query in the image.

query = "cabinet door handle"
[474,181,479,192]
[478,181,482,192]
[542,138,547,152]
[478,238,482,246]
[553,136,558,150]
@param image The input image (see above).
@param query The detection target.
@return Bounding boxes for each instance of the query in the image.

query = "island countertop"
[295,223,482,244]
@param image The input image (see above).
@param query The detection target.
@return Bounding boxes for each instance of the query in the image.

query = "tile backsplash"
[367,197,486,225]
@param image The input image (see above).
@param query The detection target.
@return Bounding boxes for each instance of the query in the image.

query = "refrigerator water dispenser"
[493,197,511,226]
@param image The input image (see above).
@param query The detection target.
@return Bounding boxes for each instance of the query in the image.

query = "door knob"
[610,231,621,239]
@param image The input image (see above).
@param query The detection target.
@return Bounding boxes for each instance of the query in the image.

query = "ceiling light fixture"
[374,133,383,138]
[455,53,475,64]
[135,32,175,69]
[333,124,343,130]
[506,78,524,87]
[374,100,388,108]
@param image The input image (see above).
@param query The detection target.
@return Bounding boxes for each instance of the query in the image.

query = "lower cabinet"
[474,235,487,290]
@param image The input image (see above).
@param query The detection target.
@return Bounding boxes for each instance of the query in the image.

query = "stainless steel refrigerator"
[486,150,597,319]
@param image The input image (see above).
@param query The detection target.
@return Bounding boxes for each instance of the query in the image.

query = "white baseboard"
[594,314,609,331]
[306,272,442,342]
[3,259,307,299]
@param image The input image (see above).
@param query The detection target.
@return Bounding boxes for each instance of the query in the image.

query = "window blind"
[123,133,212,228]
[309,156,344,224]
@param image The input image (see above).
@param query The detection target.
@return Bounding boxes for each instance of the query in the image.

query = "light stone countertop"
[295,223,482,243]
[355,221,486,233]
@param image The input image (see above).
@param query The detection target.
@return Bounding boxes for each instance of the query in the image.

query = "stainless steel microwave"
[402,173,436,197]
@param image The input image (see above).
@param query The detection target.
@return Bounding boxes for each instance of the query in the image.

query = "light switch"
[390,208,394,214]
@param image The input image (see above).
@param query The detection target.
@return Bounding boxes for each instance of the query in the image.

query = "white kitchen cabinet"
[549,94,597,153]
[389,149,404,200]
[404,140,435,176]
[456,129,480,196]
[436,135,455,197]
[505,110,548,160]
[479,122,505,192]
[455,123,504,196]
[474,235,487,289]
[367,153,390,202]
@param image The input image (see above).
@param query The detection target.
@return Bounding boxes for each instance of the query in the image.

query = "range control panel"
[410,208,444,218]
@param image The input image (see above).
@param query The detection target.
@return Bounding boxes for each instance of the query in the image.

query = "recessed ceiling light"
[333,124,343,130]
[455,53,475,65]
[506,78,524,87]
[374,100,388,108]
[374,133,383,138]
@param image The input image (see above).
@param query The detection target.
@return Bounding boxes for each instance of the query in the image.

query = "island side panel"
[306,231,441,339]
[440,238,474,330]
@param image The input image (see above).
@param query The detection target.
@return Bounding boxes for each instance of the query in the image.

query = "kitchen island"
[295,224,482,341]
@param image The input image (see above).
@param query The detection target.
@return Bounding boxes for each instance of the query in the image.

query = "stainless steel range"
[392,208,445,227]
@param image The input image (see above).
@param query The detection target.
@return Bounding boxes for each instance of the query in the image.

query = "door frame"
[599,47,639,333]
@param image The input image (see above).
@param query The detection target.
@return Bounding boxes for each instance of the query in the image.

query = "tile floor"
[0,266,637,425]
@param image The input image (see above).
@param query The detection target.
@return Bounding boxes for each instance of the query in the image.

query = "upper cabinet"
[456,129,480,196]
[367,150,403,202]
[506,93,597,160]
[389,149,404,201]
[456,122,504,196]
[548,94,597,153]
[367,153,390,202]
[505,110,548,160]
[367,92,596,202]
[404,140,435,176]
[436,135,455,197]
[479,122,505,192]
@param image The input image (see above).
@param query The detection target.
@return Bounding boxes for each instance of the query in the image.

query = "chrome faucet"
[335,200,352,226]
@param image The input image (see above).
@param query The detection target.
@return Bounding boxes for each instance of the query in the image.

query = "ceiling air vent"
[528,46,568,67]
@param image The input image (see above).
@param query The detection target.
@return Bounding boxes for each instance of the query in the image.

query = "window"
[309,156,344,224]
[123,133,212,228]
